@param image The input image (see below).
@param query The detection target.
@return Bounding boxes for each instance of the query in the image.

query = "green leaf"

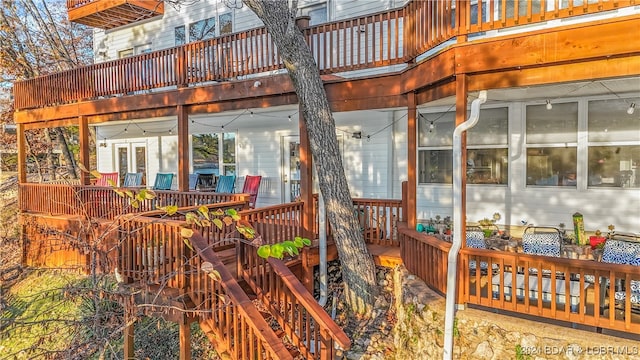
[302,238,311,246]
[270,244,284,259]
[185,212,198,224]
[164,205,178,216]
[212,218,223,229]
[293,237,304,248]
[256,245,271,259]
[114,188,125,198]
[131,199,139,209]
[106,179,116,187]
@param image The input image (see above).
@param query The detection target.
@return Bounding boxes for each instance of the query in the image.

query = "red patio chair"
[95,172,119,187]
[241,175,262,209]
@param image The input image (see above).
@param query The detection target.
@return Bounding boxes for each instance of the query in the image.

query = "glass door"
[282,136,300,203]
[115,143,147,186]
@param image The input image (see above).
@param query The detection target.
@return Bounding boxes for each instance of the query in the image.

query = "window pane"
[419,150,453,184]
[223,132,236,164]
[467,148,508,184]
[175,26,185,46]
[189,17,216,42]
[526,147,577,186]
[588,146,640,188]
[588,98,640,142]
[219,13,233,35]
[309,7,327,25]
[418,111,455,147]
[526,102,578,143]
[223,165,236,176]
[468,107,509,146]
[192,134,219,173]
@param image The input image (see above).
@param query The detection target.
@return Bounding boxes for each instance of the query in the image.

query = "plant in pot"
[589,229,606,249]
[478,212,501,238]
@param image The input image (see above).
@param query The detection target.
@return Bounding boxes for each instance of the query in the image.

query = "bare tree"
[240,0,378,314]
[0,0,93,179]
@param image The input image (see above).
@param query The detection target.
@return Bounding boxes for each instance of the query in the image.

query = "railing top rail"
[267,256,352,350]
[190,232,294,359]
[239,201,303,216]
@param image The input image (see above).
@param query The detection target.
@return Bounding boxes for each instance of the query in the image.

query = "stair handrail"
[189,232,294,360]
[267,256,352,352]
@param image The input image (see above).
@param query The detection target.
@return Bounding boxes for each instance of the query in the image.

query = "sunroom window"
[525,102,578,186]
[587,98,640,188]
[418,107,509,184]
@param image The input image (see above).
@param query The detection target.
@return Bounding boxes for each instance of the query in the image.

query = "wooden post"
[179,321,191,360]
[407,92,417,229]
[16,123,26,183]
[78,115,90,185]
[456,75,468,241]
[299,109,314,239]
[123,320,135,360]
[177,105,189,192]
[298,108,315,292]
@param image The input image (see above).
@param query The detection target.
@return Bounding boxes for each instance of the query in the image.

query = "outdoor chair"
[152,173,174,190]
[521,225,564,278]
[466,226,498,274]
[122,172,143,187]
[215,175,236,193]
[241,175,262,209]
[197,173,216,191]
[188,173,200,191]
[599,235,640,315]
[95,172,119,187]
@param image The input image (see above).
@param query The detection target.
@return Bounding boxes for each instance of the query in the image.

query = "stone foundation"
[392,265,640,360]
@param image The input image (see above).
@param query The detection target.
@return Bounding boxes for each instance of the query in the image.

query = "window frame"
[417,105,510,186]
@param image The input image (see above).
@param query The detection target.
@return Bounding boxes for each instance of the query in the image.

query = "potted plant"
[589,229,606,249]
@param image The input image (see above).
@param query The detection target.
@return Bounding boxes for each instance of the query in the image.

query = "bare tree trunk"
[54,128,78,179]
[243,0,377,314]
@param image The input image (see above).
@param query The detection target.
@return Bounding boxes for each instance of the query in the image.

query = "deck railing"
[460,247,640,333]
[188,232,294,360]
[18,183,248,220]
[238,240,351,359]
[399,225,640,334]
[240,202,305,244]
[15,0,635,110]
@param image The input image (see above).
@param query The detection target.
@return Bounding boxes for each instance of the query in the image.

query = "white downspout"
[443,90,487,359]
[317,191,328,307]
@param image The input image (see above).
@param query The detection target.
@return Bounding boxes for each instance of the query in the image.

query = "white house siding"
[391,109,408,199]
[415,97,640,233]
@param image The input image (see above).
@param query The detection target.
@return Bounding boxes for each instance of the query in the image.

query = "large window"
[587,98,640,188]
[192,132,236,175]
[175,26,186,46]
[525,102,578,186]
[418,107,509,184]
[188,13,233,43]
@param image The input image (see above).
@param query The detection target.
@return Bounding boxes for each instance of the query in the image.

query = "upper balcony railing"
[14,0,635,111]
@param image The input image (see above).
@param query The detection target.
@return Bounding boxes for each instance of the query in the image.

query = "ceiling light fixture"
[627,103,636,115]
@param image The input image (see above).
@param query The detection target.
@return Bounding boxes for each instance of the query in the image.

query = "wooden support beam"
[17,124,26,183]
[78,116,90,185]
[123,320,134,360]
[177,105,189,192]
[407,92,417,228]
[299,109,314,239]
[456,75,469,241]
[179,321,191,360]
[299,109,315,293]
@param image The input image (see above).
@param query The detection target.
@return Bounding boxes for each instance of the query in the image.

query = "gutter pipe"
[318,191,328,306]
[443,90,487,359]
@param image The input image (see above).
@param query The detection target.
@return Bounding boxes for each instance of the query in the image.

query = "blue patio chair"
[215,175,236,193]
[122,172,143,187]
[188,173,200,191]
[466,226,498,273]
[521,226,563,277]
[599,235,640,314]
[152,173,174,190]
